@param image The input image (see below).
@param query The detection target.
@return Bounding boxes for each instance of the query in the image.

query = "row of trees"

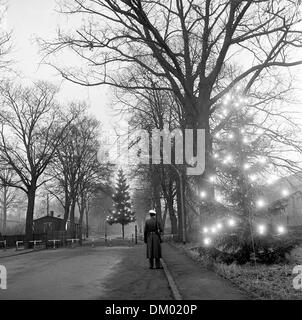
[38,0,302,241]
[0,80,110,244]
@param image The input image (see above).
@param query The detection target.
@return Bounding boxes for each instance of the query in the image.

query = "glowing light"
[243,163,251,170]
[228,133,235,140]
[256,199,266,208]
[224,94,231,101]
[258,156,267,164]
[203,227,209,234]
[215,132,220,139]
[227,218,236,227]
[216,222,223,230]
[257,224,266,235]
[222,109,228,116]
[242,137,249,144]
[209,175,216,183]
[240,128,246,134]
[211,227,217,234]
[215,195,223,202]
[277,225,286,235]
[256,128,264,135]
[235,102,240,108]
[249,175,257,182]
[203,237,212,246]
[224,154,233,164]
[281,189,289,197]
[200,191,207,199]
[213,153,219,159]
[236,85,242,91]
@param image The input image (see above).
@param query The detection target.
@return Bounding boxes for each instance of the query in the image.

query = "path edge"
[161,257,182,300]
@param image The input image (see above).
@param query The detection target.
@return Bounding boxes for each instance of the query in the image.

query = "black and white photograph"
[1,0,302,307]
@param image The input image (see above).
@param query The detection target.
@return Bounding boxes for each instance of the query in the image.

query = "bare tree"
[0,1,11,71]
[0,168,19,232]
[0,81,71,245]
[46,104,111,237]
[41,0,302,193]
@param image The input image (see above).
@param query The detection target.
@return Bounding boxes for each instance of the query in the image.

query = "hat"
[148,209,156,216]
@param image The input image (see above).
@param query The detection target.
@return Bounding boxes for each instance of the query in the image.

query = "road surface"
[0,242,172,300]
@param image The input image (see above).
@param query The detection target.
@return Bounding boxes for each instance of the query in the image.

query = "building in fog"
[265,173,302,227]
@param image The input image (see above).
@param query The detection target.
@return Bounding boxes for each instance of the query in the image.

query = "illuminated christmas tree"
[107,168,136,238]
[199,91,293,263]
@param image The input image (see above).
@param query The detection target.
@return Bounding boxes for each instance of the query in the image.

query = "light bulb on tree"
[242,137,249,144]
[215,195,222,202]
[228,132,235,140]
[200,191,207,199]
[256,199,266,208]
[209,175,216,183]
[258,156,267,164]
[216,222,223,230]
[249,175,257,182]
[203,227,209,234]
[211,226,217,234]
[257,224,266,235]
[227,218,236,227]
[203,237,212,246]
[277,225,286,235]
[243,163,251,170]
[281,189,289,197]
[222,109,228,116]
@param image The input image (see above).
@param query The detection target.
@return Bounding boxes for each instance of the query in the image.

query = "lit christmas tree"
[199,91,293,263]
[107,168,136,238]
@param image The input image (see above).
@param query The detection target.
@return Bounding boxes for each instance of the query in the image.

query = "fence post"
[135,225,138,244]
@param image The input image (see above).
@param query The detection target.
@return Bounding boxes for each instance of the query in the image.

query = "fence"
[0,231,80,249]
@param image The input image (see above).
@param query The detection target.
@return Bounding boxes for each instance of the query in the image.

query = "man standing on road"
[144,209,163,269]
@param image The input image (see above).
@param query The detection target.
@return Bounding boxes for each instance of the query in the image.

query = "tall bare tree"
[41,0,302,193]
[46,104,111,237]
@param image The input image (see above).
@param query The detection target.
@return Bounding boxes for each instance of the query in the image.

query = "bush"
[206,233,300,265]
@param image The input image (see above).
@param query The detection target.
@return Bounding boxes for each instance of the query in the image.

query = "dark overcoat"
[144,217,163,259]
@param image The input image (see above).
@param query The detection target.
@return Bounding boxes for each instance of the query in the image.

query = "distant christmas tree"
[107,168,136,238]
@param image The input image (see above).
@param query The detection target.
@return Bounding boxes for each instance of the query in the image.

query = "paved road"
[0,242,172,300]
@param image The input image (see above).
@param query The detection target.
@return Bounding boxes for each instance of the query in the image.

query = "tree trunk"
[61,189,71,231]
[197,97,214,197]
[69,199,76,238]
[162,202,168,231]
[85,208,89,238]
[176,176,183,239]
[25,186,36,248]
[152,168,162,220]
[78,199,85,245]
[122,224,125,238]
[2,186,7,233]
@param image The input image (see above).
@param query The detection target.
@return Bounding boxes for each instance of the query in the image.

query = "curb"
[161,257,182,300]
[0,249,35,259]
